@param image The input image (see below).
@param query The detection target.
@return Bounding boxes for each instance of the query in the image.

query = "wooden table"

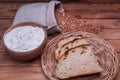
[0,0,120,80]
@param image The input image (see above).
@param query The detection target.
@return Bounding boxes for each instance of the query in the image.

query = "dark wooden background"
[0,0,120,80]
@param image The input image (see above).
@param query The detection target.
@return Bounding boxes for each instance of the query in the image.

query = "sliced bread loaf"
[55,36,81,60]
[55,39,88,60]
[55,46,103,79]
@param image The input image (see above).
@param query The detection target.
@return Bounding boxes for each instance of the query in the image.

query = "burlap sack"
[13,1,64,34]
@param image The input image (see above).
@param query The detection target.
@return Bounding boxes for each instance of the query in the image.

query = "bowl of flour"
[3,22,47,61]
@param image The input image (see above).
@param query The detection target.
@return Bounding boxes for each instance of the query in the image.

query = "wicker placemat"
[41,31,119,80]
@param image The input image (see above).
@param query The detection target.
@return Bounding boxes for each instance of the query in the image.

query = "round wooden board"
[41,31,119,80]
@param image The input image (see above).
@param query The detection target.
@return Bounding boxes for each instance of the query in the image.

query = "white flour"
[4,26,45,52]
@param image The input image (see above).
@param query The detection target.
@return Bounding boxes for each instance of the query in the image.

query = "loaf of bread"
[55,36,103,79]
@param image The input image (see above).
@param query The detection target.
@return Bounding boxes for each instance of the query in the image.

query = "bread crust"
[55,36,87,60]
[55,36,103,79]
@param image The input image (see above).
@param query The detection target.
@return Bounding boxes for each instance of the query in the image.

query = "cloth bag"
[13,1,64,34]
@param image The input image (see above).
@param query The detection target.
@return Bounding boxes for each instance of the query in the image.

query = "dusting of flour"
[4,26,45,52]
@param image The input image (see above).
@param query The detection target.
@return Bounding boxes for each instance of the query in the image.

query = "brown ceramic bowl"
[3,22,47,61]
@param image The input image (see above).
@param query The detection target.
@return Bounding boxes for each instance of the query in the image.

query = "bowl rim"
[2,22,47,54]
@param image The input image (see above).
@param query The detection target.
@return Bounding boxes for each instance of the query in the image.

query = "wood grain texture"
[0,0,49,2]
[0,1,120,80]
[0,0,119,3]
[0,67,48,80]
[0,3,120,19]
[0,51,41,67]
[107,40,120,52]
[98,29,120,39]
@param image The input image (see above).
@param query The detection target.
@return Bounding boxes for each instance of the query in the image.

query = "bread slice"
[55,36,85,60]
[55,36,81,60]
[55,46,103,79]
[55,39,89,60]
[58,36,81,47]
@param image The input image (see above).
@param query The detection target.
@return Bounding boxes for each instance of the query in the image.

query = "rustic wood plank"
[1,3,120,11]
[0,40,5,51]
[0,0,49,2]
[0,2,25,11]
[64,3,120,11]
[107,40,120,52]
[0,3,120,19]
[0,51,41,67]
[83,19,120,29]
[61,0,120,3]
[0,66,47,80]
[0,9,16,19]
[98,29,120,39]
[0,3,24,19]
[64,3,120,19]
[0,0,119,3]
[0,29,6,39]
[1,3,119,11]
[66,10,120,19]
[0,19,13,28]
